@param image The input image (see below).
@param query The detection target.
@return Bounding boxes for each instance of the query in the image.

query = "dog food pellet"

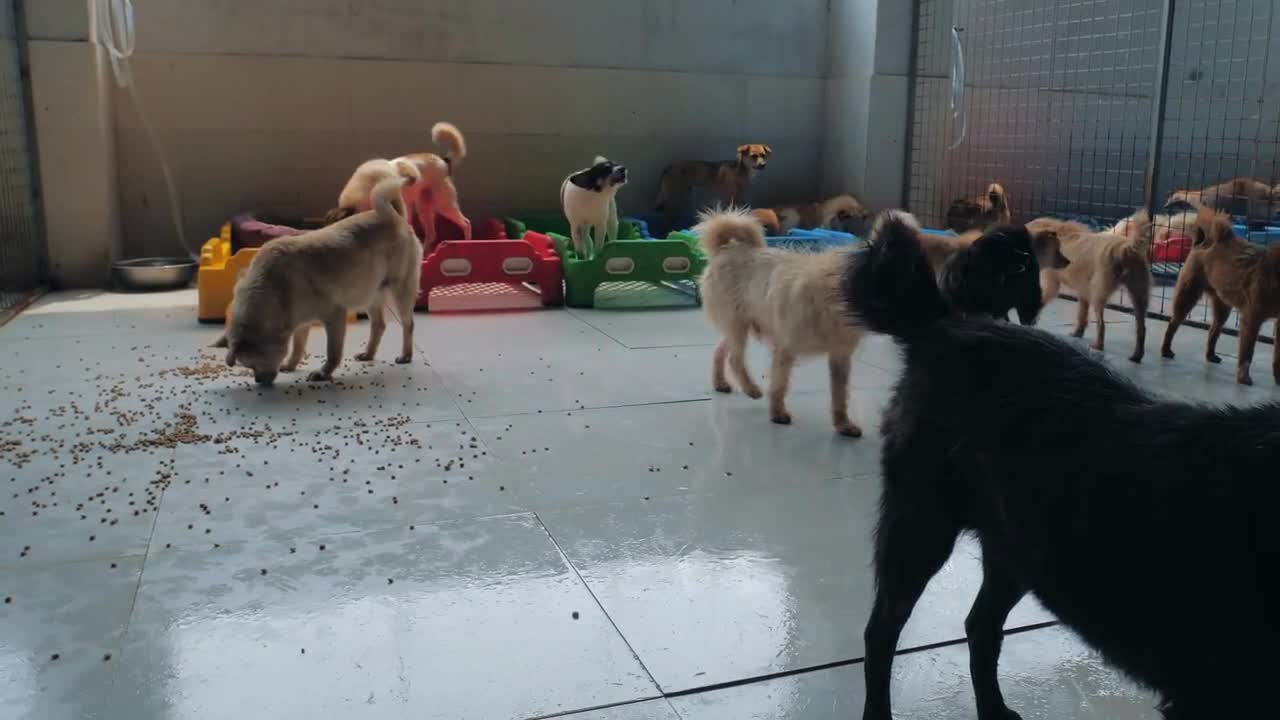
[260,569,268,575]
[572,611,580,620]
[103,653,112,662]
[387,578,394,585]
[318,544,326,551]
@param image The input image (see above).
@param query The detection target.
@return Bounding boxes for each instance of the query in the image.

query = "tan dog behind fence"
[1161,208,1280,386]
[1028,210,1161,363]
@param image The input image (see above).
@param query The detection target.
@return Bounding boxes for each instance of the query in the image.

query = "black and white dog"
[561,157,628,259]
[844,210,1275,720]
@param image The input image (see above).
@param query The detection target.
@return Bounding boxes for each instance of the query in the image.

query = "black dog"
[844,211,1275,720]
[941,224,1067,325]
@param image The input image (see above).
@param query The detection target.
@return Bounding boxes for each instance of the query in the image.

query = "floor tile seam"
[532,509,666,699]
[0,550,149,574]
[524,695,671,720]
[144,510,542,555]
[523,470,881,529]
[454,396,713,422]
[658,619,1062,699]
[103,445,175,696]
[562,310,645,350]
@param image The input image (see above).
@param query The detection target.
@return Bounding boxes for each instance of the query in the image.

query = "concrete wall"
[32,0,834,264]
[822,0,914,213]
[26,0,117,287]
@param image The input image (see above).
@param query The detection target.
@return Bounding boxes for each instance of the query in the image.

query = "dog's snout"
[254,369,279,387]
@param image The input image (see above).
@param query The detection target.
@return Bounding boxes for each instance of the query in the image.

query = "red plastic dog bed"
[417,217,563,311]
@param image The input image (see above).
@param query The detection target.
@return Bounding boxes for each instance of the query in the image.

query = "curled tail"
[693,207,765,256]
[372,162,420,223]
[432,122,466,171]
[842,210,949,340]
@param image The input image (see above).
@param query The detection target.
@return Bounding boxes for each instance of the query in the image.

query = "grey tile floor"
[1,288,1274,719]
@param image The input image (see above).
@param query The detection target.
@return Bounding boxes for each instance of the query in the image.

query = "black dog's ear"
[569,169,595,190]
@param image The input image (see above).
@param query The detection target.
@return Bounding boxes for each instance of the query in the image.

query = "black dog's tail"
[843,210,949,340]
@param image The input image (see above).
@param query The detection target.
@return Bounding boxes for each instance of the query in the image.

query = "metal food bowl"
[111,257,198,291]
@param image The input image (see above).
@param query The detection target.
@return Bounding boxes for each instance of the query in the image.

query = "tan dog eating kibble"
[224,165,423,386]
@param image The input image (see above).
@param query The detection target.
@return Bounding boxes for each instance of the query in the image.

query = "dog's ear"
[737,144,751,156]
[762,145,772,156]
[593,155,609,166]
[568,169,595,190]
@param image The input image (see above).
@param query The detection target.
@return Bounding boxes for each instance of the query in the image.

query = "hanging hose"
[93,0,193,259]
[948,25,968,151]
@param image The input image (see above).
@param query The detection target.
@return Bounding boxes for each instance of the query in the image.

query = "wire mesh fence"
[906,0,1278,339]
[0,0,43,320]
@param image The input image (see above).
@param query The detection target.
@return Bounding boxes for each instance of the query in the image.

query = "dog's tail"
[694,207,765,256]
[372,161,420,222]
[843,210,949,341]
[432,122,466,172]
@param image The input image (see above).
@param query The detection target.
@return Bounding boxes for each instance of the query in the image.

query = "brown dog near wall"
[654,144,771,216]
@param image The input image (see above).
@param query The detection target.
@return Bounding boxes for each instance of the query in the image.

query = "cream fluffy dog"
[697,207,865,437]
[224,166,423,386]
[330,122,468,250]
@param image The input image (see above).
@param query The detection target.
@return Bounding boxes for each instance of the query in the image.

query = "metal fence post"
[1143,0,1177,216]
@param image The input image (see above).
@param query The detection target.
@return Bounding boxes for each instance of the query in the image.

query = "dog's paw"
[394,354,412,365]
[1237,372,1253,386]
[1070,328,1086,338]
[1128,351,1143,364]
[835,422,863,438]
[279,365,297,373]
[306,370,332,383]
[743,385,764,399]
[770,412,792,425]
[1089,340,1104,352]
[1161,347,1176,359]
[355,352,374,362]
[1206,352,1222,364]
[713,382,732,394]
